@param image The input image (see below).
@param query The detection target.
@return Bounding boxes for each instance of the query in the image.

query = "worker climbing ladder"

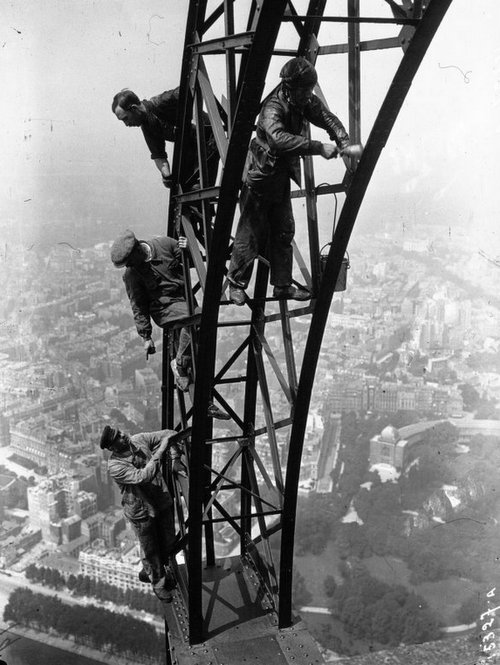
[154,1,453,662]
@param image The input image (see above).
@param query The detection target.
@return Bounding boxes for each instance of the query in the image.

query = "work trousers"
[228,177,295,289]
[159,300,200,370]
[130,509,176,596]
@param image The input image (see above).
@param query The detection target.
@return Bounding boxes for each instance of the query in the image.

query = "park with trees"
[3,587,163,662]
[24,563,162,616]
[293,410,498,655]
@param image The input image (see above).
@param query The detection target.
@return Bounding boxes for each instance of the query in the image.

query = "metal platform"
[163,555,324,665]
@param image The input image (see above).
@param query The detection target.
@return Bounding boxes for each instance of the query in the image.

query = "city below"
[0,217,498,663]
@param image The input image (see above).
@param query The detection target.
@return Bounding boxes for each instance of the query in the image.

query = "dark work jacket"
[123,236,186,340]
[247,86,350,190]
[107,430,175,522]
[141,87,213,177]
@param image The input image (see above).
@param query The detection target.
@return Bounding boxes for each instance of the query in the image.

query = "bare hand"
[144,339,156,357]
[168,443,182,459]
[162,174,173,189]
[320,144,339,160]
[157,433,178,457]
[161,163,172,189]
[178,236,188,250]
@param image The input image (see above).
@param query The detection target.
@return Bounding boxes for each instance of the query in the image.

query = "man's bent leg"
[156,508,177,566]
[156,509,177,591]
[131,517,170,600]
[269,185,294,287]
[269,187,310,301]
[176,326,193,369]
[162,302,200,391]
[227,185,268,289]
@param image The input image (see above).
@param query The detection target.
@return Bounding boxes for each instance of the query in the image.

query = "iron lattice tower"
[158,1,453,662]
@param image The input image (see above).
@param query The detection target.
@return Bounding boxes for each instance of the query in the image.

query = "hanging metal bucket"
[320,243,350,292]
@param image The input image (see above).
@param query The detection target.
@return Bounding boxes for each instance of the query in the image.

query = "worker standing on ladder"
[228,56,359,305]
[109,229,230,420]
[99,425,177,602]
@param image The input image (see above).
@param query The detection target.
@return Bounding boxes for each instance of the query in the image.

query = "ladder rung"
[190,31,254,55]
[174,185,220,204]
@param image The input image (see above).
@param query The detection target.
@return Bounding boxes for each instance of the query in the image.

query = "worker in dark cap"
[110,229,230,420]
[227,56,361,305]
[100,424,177,602]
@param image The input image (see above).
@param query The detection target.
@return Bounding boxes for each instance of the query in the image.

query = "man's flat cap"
[100,425,120,450]
[110,229,138,267]
[280,57,318,88]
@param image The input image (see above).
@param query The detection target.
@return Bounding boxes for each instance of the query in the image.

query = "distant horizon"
[1,1,498,259]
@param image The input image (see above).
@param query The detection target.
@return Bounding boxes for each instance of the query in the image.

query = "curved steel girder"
[186,0,289,644]
[278,0,454,628]
[165,0,454,647]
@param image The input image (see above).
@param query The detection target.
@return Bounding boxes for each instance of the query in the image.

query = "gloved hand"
[341,144,363,159]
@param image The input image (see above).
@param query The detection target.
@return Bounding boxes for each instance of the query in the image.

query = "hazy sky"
[1,1,498,252]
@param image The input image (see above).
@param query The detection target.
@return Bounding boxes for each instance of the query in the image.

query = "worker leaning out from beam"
[109,229,230,420]
[99,425,177,602]
[228,56,362,306]
[111,87,218,244]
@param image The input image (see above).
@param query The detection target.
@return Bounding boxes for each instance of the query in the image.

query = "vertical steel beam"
[302,150,321,293]
[240,261,268,554]
[252,336,284,494]
[161,328,174,429]
[187,1,289,643]
[193,85,213,254]
[177,2,209,645]
[279,301,298,404]
[169,1,207,237]
[224,0,237,133]
[297,1,326,294]
[348,0,362,169]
